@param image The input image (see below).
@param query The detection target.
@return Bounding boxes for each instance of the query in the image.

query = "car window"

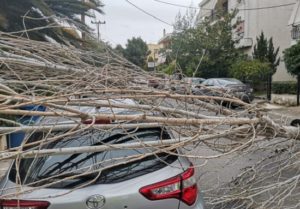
[203,79,214,86]
[202,80,209,86]
[218,79,243,86]
[217,79,227,87]
[192,79,201,84]
[9,128,177,188]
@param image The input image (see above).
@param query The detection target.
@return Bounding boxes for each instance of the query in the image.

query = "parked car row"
[195,78,254,103]
[147,77,254,104]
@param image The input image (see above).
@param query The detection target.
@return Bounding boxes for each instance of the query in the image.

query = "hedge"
[272,81,297,94]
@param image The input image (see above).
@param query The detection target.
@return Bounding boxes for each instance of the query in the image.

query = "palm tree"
[0,0,104,45]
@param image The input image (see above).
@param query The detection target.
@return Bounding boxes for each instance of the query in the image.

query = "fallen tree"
[0,33,299,208]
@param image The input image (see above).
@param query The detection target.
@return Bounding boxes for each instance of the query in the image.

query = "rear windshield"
[9,128,177,189]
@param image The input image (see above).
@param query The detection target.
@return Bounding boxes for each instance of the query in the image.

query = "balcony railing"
[291,25,300,40]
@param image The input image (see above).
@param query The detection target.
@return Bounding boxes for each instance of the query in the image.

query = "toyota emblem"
[86,195,106,209]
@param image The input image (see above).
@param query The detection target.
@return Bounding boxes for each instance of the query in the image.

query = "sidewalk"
[272,94,298,106]
[258,101,300,125]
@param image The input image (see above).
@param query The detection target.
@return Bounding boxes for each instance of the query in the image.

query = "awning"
[289,1,300,26]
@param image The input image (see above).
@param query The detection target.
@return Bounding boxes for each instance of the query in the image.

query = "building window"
[291,25,300,40]
[223,1,229,12]
[209,0,229,22]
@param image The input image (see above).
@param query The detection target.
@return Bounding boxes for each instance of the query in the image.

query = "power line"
[124,0,296,27]
[152,0,200,10]
[152,0,296,11]
[239,3,296,11]
[125,0,173,26]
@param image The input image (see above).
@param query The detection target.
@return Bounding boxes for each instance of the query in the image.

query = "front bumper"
[234,92,254,103]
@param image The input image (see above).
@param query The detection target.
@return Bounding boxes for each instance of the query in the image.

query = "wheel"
[291,119,300,127]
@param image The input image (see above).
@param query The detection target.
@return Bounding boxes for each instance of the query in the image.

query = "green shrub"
[157,61,176,75]
[272,81,297,94]
[230,59,271,82]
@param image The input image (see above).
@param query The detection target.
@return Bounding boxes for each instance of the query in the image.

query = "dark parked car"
[148,78,167,89]
[195,78,254,103]
[183,78,206,87]
[170,81,191,94]
[169,78,205,95]
[183,78,206,94]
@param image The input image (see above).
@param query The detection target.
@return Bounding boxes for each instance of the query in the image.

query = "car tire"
[291,119,300,127]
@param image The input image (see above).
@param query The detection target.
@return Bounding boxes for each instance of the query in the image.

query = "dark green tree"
[0,0,104,45]
[283,42,300,106]
[114,44,125,56]
[123,37,149,68]
[170,11,239,78]
[253,32,268,61]
[253,32,280,100]
[267,38,280,74]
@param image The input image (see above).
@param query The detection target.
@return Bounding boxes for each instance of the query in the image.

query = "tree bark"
[267,74,272,101]
[269,74,272,101]
[297,74,300,106]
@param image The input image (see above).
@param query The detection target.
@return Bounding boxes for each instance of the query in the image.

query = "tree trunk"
[269,74,272,101]
[297,74,300,106]
[267,74,272,101]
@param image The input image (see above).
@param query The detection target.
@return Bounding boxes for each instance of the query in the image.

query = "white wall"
[244,0,295,81]
[199,0,297,81]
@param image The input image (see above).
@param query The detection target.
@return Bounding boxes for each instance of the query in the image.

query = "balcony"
[235,38,253,49]
[291,25,300,40]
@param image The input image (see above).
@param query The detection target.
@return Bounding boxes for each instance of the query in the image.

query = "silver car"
[0,112,205,209]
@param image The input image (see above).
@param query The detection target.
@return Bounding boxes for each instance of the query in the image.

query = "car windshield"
[215,79,243,87]
[9,128,177,189]
[191,79,202,84]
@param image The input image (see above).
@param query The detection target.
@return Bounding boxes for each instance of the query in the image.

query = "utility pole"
[153,49,157,72]
[91,20,106,42]
[81,0,88,40]
[297,74,300,106]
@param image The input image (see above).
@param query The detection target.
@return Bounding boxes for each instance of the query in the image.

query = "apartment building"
[198,0,296,82]
[289,0,300,44]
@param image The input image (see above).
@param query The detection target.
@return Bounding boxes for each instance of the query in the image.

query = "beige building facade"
[198,0,297,82]
[147,43,166,68]
[147,44,162,61]
[289,0,300,44]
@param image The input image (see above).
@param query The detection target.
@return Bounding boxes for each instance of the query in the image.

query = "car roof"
[205,78,238,81]
[204,78,243,83]
[36,99,143,126]
[184,77,203,80]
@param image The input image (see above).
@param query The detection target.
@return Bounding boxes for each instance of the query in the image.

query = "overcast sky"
[91,0,202,47]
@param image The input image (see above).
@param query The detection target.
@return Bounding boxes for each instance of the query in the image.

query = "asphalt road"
[191,102,300,207]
